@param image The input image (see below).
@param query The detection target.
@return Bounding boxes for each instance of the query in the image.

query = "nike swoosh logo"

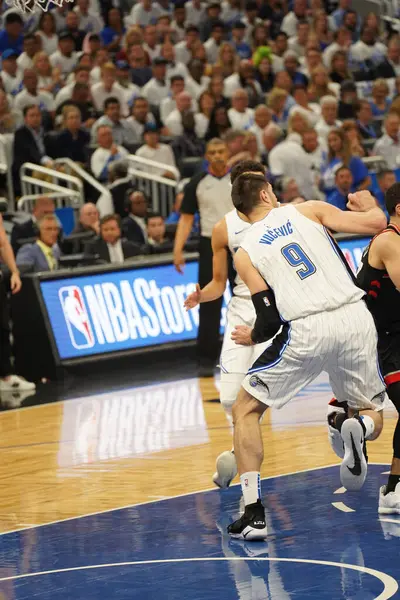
[347,432,362,476]
[235,229,246,235]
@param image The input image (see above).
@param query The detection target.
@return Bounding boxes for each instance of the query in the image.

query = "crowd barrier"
[11,234,370,380]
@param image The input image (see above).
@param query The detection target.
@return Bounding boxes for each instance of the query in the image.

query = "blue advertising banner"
[40,237,371,361]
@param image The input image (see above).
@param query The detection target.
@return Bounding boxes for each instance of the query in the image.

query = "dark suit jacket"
[47,129,90,164]
[122,216,146,245]
[12,126,50,195]
[11,218,38,255]
[85,237,142,263]
[110,178,132,218]
[373,58,396,80]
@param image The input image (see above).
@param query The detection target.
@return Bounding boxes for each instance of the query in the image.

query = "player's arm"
[234,248,282,344]
[377,234,400,290]
[184,219,228,310]
[298,191,387,235]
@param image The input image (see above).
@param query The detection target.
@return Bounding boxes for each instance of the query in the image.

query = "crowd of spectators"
[0,0,399,270]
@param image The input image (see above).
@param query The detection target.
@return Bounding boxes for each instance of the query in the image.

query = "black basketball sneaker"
[227,500,268,540]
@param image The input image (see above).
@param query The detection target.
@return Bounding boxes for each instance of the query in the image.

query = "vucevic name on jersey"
[357,224,400,334]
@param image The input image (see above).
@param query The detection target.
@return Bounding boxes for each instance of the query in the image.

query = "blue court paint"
[0,465,399,600]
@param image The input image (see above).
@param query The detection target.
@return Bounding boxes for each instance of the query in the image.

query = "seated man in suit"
[122,190,148,245]
[16,214,61,273]
[146,212,173,254]
[86,214,142,264]
[12,105,54,196]
[11,196,56,255]
[108,160,132,218]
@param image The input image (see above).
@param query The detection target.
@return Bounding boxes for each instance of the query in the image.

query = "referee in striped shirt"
[173,139,233,377]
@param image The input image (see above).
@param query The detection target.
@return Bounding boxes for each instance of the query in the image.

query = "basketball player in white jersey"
[184,161,270,488]
[227,173,387,541]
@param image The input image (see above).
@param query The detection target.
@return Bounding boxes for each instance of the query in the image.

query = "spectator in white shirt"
[373,112,400,171]
[73,0,104,34]
[160,42,189,82]
[271,31,288,73]
[288,19,310,58]
[126,96,157,144]
[164,90,192,135]
[323,26,352,69]
[0,49,22,96]
[185,0,206,27]
[195,90,215,138]
[36,12,59,55]
[299,45,323,79]
[175,24,200,65]
[249,104,272,154]
[302,128,326,171]
[350,25,387,69]
[220,0,242,25]
[281,0,309,37]
[185,58,210,99]
[14,69,55,114]
[129,0,163,27]
[50,31,78,76]
[170,3,187,43]
[204,20,224,64]
[115,60,140,109]
[291,83,321,126]
[17,33,39,72]
[160,74,185,124]
[136,123,178,178]
[315,95,342,139]
[91,97,138,148]
[91,125,129,182]
[91,62,129,116]
[142,57,170,106]
[228,89,255,130]
[54,65,91,109]
[142,24,161,60]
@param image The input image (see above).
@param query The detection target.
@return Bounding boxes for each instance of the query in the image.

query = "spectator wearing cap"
[249,105,272,154]
[283,51,308,87]
[373,113,400,171]
[74,0,104,34]
[91,125,128,182]
[0,49,22,96]
[224,60,262,107]
[126,96,157,143]
[14,69,55,117]
[200,3,222,42]
[327,166,353,211]
[288,19,310,58]
[315,96,342,140]
[91,63,129,117]
[64,11,86,52]
[0,13,24,55]
[100,8,125,52]
[129,0,163,28]
[204,21,224,65]
[17,34,40,72]
[337,80,358,120]
[281,0,308,37]
[142,57,170,106]
[142,25,161,61]
[355,100,376,140]
[175,25,200,65]
[230,21,251,60]
[91,97,137,148]
[135,123,177,178]
[115,60,141,108]
[228,89,254,130]
[50,32,78,76]
[160,75,186,124]
[170,3,187,43]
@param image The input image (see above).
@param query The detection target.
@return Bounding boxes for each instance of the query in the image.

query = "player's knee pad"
[219,372,245,415]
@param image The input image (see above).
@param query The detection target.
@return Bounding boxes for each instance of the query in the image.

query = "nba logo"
[59,286,95,349]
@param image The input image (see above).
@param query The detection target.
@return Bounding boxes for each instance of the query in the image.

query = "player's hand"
[347,190,377,212]
[184,284,201,310]
[10,271,22,294]
[173,250,185,274]
[231,325,254,346]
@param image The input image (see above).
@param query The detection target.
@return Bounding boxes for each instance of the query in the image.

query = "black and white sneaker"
[340,417,367,491]
[227,500,268,541]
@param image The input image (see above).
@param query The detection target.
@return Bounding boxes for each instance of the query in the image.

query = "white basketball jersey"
[240,205,364,321]
[225,209,252,298]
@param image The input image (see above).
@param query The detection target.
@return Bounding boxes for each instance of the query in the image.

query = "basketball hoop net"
[6,0,74,13]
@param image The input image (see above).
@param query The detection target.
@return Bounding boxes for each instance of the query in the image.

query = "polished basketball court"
[0,370,398,599]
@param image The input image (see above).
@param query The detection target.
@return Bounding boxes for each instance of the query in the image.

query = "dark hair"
[38,11,55,31]
[104,97,120,110]
[231,173,268,216]
[88,34,100,42]
[335,166,352,179]
[230,160,266,184]
[170,75,185,85]
[23,104,39,117]
[292,83,307,94]
[185,25,199,34]
[385,182,400,216]
[377,169,395,181]
[100,213,121,227]
[246,0,258,10]
[146,211,163,224]
[174,1,186,10]
[205,106,232,141]
[24,33,36,42]
[275,30,288,40]
[73,82,89,93]
[5,13,23,26]
[297,19,309,27]
[211,20,224,31]
[132,96,148,107]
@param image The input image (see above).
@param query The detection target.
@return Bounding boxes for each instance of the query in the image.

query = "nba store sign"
[40,261,231,360]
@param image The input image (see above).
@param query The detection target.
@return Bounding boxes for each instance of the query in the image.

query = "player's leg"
[379,381,400,513]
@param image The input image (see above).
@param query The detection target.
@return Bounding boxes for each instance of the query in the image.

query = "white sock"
[359,415,375,439]
[240,471,261,506]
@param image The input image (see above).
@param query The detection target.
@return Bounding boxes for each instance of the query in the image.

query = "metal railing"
[19,163,84,207]
[53,157,108,198]
[126,155,179,217]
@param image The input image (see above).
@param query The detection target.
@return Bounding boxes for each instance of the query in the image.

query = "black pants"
[197,236,223,366]
[0,279,12,377]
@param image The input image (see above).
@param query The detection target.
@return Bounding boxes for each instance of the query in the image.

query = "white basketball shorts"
[242,300,387,412]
